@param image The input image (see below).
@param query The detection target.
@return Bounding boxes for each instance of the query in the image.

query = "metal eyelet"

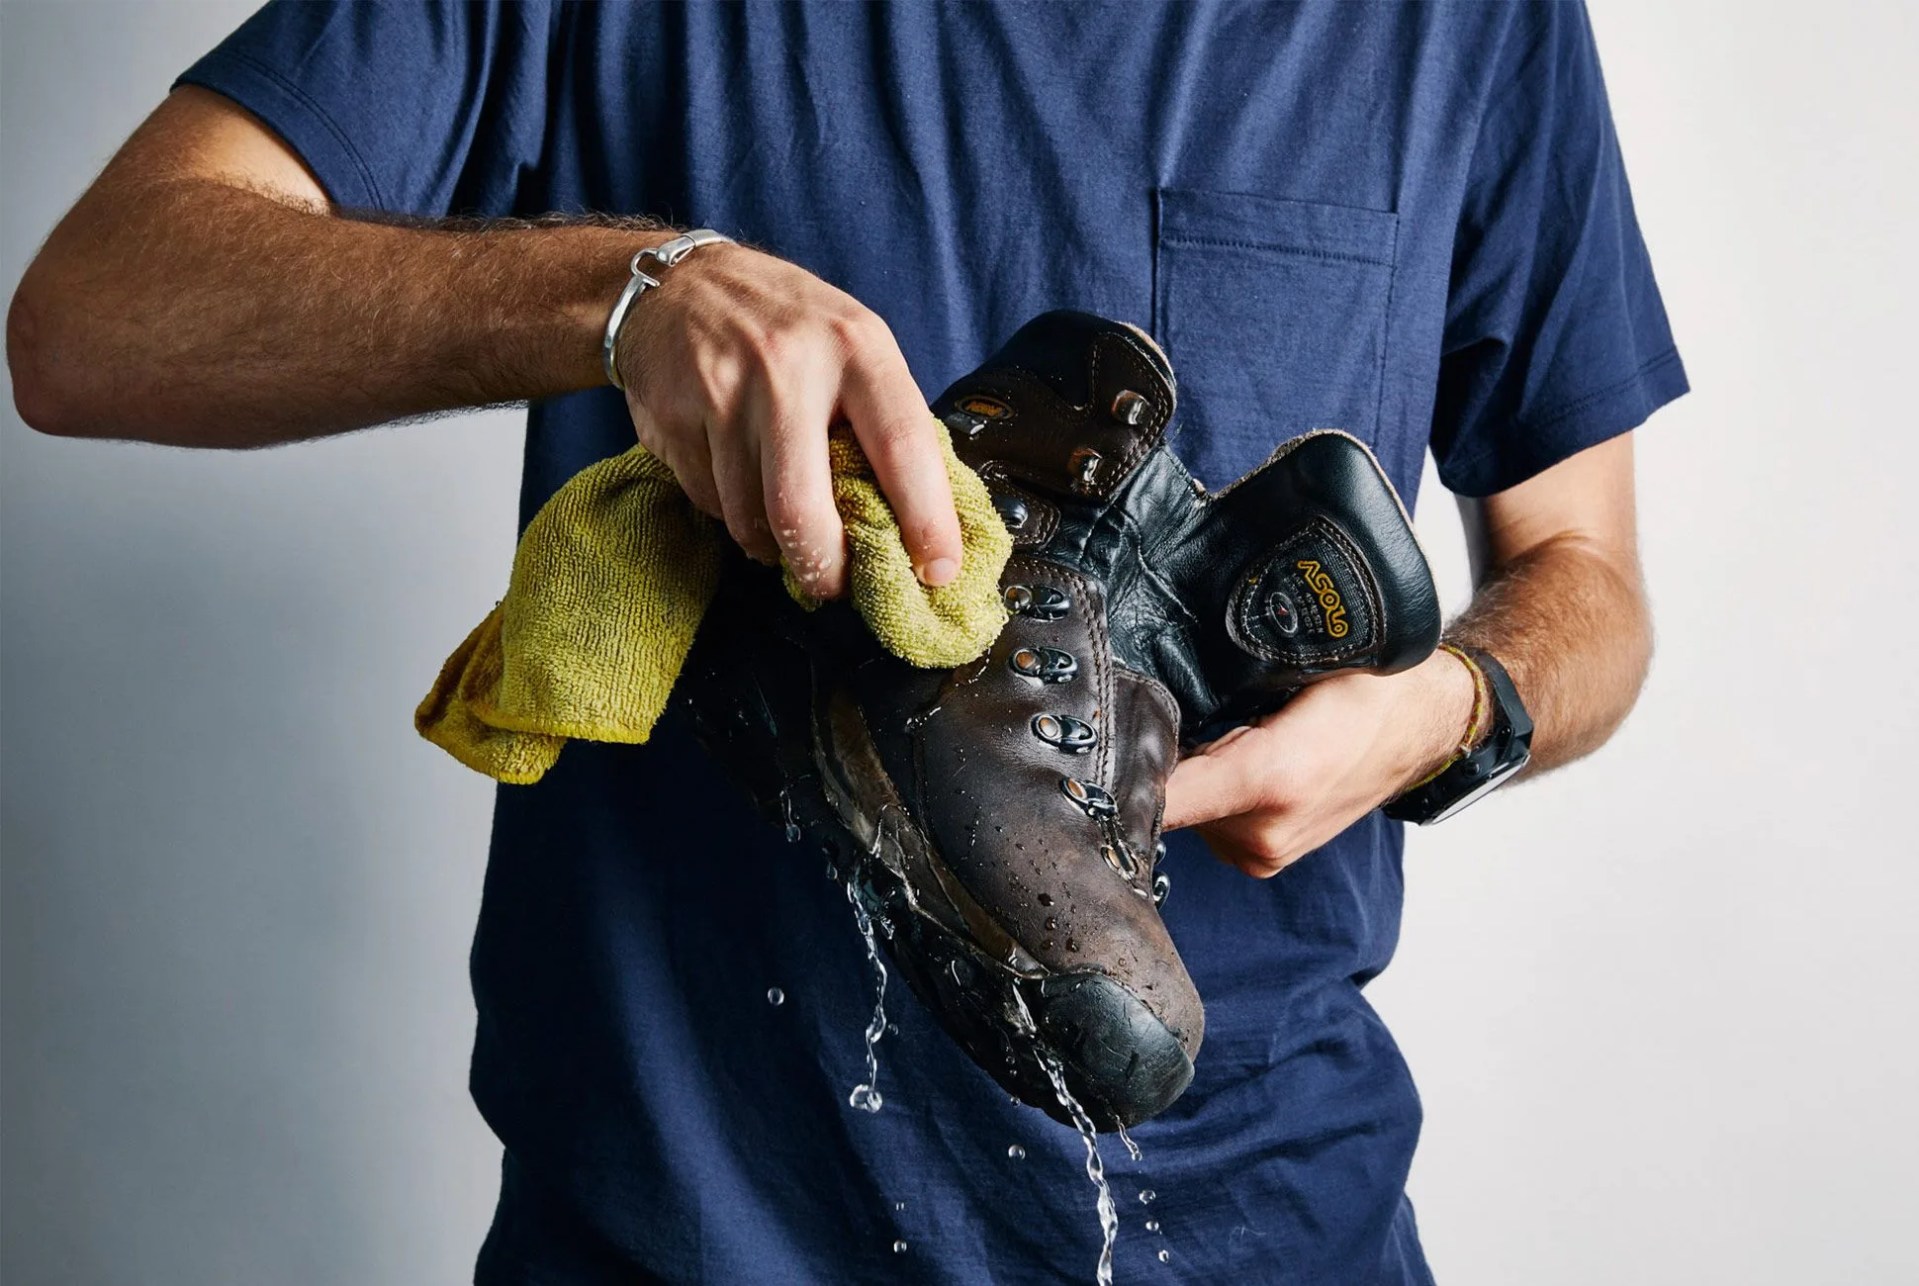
[1100,842,1140,879]
[1152,870,1171,905]
[1003,584,1070,621]
[992,494,1029,531]
[1031,713,1097,754]
[1111,390,1149,426]
[942,408,989,438]
[1059,777,1118,819]
[1069,447,1103,493]
[1009,646,1078,683]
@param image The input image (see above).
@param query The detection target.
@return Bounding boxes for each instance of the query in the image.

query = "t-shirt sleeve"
[174,0,554,219]
[1428,2,1688,498]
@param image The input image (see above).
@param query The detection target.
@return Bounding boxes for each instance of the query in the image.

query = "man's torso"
[463,6,1499,1282]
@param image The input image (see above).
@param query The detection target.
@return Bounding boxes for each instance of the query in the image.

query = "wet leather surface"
[680,310,1442,1122]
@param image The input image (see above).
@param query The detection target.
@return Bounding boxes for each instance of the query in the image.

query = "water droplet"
[893,1240,909,1254]
[1038,892,1054,906]
[1157,1248,1171,1263]
[1145,1219,1160,1233]
[1044,916,1059,931]
[1040,938,1054,951]
[1066,938,1080,952]
[1139,1189,1157,1204]
[886,1022,899,1037]
[894,1201,906,1212]
[849,1085,884,1113]
[1007,1144,1026,1159]
[765,988,785,1006]
[1117,1124,1142,1163]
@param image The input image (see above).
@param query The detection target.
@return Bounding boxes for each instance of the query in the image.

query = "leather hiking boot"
[680,310,1441,1129]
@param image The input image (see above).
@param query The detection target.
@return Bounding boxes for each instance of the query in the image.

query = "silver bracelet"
[601,228,735,391]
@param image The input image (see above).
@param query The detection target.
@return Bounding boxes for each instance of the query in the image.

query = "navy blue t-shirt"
[181,4,1685,1282]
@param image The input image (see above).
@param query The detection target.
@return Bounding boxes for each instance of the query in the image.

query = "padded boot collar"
[932,311,1177,504]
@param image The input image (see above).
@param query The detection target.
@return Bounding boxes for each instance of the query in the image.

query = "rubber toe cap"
[1033,972,1198,1129]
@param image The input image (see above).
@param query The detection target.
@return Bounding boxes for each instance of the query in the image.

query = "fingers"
[707,417,779,565]
[839,336,963,587]
[630,398,723,519]
[1162,747,1260,832]
[1165,713,1354,877]
[758,373,848,598]
[615,248,961,588]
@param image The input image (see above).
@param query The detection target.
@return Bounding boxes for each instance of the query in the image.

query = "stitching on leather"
[1076,566,1116,790]
[1226,518,1384,667]
[1111,666,1179,873]
[1094,340,1172,485]
[977,338,1171,498]
[980,469,1059,548]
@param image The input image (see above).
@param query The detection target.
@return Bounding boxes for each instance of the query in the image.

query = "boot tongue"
[931,310,1177,503]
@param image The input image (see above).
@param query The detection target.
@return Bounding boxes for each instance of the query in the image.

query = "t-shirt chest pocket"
[1152,189,1399,489]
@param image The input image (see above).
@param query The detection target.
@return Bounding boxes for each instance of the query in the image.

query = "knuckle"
[1246,860,1285,881]
[693,347,744,412]
[1244,838,1291,878]
[828,306,886,354]
[863,415,926,465]
[747,322,799,373]
[904,513,958,557]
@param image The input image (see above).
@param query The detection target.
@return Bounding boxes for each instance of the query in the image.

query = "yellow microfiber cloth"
[416,419,1012,784]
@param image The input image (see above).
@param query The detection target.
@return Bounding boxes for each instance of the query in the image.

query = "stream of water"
[844,880,888,1114]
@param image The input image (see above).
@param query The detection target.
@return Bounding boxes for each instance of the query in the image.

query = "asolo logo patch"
[1295,560,1350,638]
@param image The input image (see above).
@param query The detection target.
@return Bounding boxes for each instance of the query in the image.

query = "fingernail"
[917,557,959,587]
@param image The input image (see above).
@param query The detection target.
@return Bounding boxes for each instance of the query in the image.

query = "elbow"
[7,272,94,438]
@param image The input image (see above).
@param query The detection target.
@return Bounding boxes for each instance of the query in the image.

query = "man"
[6,2,1684,1281]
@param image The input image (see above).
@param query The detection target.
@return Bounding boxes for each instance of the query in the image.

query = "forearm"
[1445,532,1652,774]
[9,176,665,445]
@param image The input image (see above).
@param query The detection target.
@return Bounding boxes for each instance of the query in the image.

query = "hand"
[1162,651,1478,878]
[612,242,963,600]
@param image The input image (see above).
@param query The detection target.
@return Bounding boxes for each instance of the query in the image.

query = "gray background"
[3,2,1915,1283]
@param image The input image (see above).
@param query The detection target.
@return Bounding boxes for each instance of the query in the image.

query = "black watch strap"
[1383,647,1533,825]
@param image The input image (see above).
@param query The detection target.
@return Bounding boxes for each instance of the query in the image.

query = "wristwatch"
[1383,646,1533,825]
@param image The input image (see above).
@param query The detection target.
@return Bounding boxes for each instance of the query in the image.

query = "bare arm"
[1450,432,1651,774]
[7,88,646,445]
[1164,432,1652,876]
[6,88,962,594]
